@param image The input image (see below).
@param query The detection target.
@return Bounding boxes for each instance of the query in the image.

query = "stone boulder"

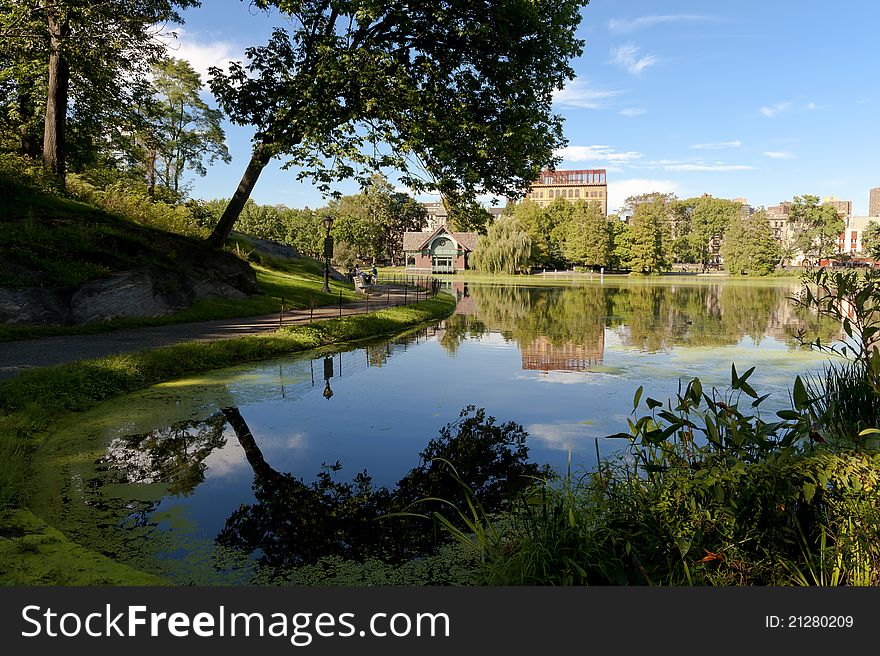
[0,245,260,326]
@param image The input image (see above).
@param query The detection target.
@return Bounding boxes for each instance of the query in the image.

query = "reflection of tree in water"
[458,282,841,353]
[438,314,488,355]
[98,412,227,497]
[216,406,549,571]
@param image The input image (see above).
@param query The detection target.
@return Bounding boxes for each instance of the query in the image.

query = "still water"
[33,279,840,583]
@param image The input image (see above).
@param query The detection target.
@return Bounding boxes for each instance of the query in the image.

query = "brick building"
[525,169,607,216]
[402,226,479,273]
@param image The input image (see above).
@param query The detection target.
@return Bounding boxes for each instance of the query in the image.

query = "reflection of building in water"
[521,334,604,372]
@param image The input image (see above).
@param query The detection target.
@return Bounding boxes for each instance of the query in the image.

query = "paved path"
[0,284,431,380]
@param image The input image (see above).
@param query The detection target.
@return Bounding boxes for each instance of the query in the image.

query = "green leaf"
[739,366,756,383]
[731,363,739,387]
[776,410,801,420]
[793,375,808,410]
[739,381,758,399]
[632,385,643,411]
[751,393,771,407]
[605,432,634,440]
[858,428,880,436]
[646,397,663,410]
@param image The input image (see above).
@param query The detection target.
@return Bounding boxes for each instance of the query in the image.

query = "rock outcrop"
[0,246,259,326]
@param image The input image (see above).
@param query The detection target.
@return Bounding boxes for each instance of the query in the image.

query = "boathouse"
[402,226,479,273]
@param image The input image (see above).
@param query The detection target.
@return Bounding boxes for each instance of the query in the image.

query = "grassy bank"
[0,294,455,584]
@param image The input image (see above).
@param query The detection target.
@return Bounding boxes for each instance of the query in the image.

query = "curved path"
[0,285,429,380]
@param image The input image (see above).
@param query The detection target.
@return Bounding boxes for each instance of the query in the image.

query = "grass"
[0,160,362,341]
[0,293,455,585]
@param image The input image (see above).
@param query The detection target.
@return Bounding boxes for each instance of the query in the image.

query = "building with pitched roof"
[402,226,480,273]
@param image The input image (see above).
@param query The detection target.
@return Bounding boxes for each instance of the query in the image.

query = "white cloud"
[608,15,712,33]
[619,107,647,117]
[760,102,792,118]
[163,28,243,85]
[552,78,623,109]
[612,44,659,75]
[764,151,794,159]
[806,102,817,110]
[554,145,643,165]
[607,179,679,214]
[664,162,755,172]
[691,140,742,150]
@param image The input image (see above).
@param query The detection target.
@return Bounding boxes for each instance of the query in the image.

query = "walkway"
[0,284,433,380]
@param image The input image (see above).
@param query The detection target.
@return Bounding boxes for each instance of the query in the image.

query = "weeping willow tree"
[471,215,532,274]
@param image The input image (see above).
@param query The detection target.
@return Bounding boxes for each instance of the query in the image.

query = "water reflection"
[439,281,840,371]
[90,405,546,577]
[34,279,841,584]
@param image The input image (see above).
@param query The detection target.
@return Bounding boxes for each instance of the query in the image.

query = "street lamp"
[322,214,335,293]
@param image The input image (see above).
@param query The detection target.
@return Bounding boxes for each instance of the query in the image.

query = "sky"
[168,0,880,215]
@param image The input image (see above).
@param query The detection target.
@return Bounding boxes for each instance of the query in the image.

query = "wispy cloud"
[806,102,817,110]
[691,140,742,150]
[619,107,647,117]
[608,15,712,33]
[760,102,792,118]
[612,44,658,75]
[664,162,755,172]
[162,28,243,85]
[607,179,679,214]
[554,145,643,165]
[552,78,623,109]
[764,151,794,159]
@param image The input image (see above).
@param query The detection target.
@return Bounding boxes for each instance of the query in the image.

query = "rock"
[1,245,260,326]
[69,270,173,324]
[0,287,69,325]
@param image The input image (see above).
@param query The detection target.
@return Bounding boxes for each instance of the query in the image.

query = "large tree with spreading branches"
[205,0,588,247]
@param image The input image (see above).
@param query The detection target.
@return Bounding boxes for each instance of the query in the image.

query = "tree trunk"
[43,4,69,187]
[206,143,272,248]
[221,407,282,485]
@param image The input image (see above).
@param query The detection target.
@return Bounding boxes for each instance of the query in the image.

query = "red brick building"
[402,226,480,273]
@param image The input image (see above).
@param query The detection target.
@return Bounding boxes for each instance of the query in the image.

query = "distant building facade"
[422,202,448,232]
[822,196,853,220]
[526,169,607,216]
[870,187,880,217]
[837,216,879,257]
[402,226,479,273]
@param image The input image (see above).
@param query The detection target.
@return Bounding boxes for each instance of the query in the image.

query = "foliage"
[0,0,200,182]
[607,216,632,270]
[329,175,426,263]
[123,58,230,195]
[788,195,845,262]
[627,196,670,274]
[862,220,880,259]
[721,210,781,275]
[676,196,741,270]
[205,0,588,245]
[559,200,609,269]
[445,197,492,234]
[470,215,532,274]
[509,198,559,267]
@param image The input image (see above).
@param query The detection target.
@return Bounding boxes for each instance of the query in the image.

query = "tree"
[329,175,426,264]
[471,215,532,274]
[147,58,230,195]
[445,197,492,234]
[205,0,588,247]
[628,197,670,274]
[510,198,555,267]
[677,196,741,271]
[560,200,609,269]
[1,1,200,186]
[608,216,632,270]
[721,210,781,275]
[789,195,845,263]
[862,221,880,259]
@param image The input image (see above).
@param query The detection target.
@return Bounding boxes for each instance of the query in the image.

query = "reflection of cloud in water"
[525,422,601,450]
[203,441,249,478]
[515,370,623,385]
[284,432,309,449]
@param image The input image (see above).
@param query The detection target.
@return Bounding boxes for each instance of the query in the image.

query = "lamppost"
[322,214,335,293]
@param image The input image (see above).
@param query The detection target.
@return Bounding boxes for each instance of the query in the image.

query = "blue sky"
[170,0,879,215]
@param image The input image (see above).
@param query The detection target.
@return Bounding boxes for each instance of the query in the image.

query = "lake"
[32,278,841,584]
